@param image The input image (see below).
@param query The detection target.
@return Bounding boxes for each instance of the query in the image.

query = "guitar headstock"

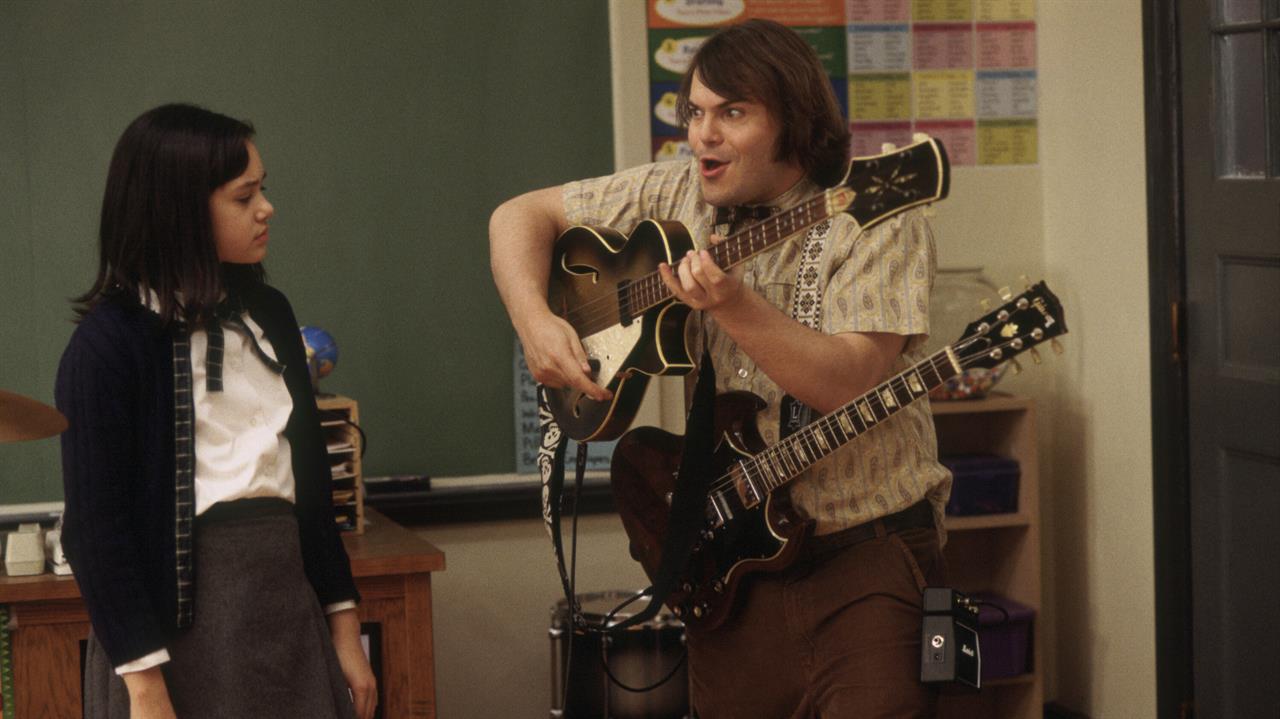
[832,135,951,230]
[951,281,1068,370]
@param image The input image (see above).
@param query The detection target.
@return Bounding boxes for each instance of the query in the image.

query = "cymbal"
[0,389,68,443]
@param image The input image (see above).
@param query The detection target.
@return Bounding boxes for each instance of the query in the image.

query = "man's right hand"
[517,312,612,402]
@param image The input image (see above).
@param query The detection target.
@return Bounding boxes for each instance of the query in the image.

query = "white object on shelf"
[5,523,46,576]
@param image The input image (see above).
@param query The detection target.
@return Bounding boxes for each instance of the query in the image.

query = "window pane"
[1221,0,1261,23]
[1217,32,1267,177]
[1273,31,1280,176]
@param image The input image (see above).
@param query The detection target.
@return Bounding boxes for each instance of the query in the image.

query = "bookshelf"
[933,393,1042,719]
[316,394,364,534]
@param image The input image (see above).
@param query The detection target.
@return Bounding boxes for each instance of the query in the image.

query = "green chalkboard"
[0,2,614,503]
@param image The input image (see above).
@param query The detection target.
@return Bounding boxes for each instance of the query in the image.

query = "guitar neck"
[623,137,948,319]
[720,347,962,511]
[625,192,839,317]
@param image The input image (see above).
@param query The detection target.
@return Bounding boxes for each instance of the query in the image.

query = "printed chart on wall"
[648,0,1037,166]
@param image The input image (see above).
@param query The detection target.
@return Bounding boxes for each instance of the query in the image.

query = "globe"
[300,326,338,386]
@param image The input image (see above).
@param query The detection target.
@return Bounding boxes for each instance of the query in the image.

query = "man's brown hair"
[676,19,851,188]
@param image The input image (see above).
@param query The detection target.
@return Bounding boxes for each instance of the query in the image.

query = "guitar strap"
[780,218,830,439]
[607,348,717,632]
[537,351,717,634]
[536,386,580,622]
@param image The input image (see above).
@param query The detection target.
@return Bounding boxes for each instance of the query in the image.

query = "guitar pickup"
[733,466,763,510]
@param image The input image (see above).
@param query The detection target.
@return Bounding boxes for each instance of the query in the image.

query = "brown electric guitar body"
[611,282,1068,630]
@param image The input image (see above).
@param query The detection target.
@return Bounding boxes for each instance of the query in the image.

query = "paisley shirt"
[563,159,951,536]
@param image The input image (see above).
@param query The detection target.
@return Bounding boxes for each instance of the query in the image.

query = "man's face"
[685,73,805,208]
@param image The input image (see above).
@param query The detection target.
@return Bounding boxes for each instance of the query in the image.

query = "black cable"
[589,589,688,694]
[316,409,368,459]
[559,441,589,714]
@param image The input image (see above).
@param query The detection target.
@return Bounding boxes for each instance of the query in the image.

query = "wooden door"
[1178,1,1280,717]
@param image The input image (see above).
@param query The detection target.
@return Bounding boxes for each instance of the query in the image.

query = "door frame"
[1142,1,1194,717]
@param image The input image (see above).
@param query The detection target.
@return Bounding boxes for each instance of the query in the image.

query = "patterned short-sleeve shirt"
[563,159,952,536]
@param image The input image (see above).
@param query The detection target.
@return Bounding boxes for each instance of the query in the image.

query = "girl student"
[56,104,376,719]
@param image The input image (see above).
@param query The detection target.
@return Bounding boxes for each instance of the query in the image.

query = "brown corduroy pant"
[687,523,946,719]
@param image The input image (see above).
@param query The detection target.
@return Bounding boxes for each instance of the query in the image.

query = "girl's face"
[210,141,273,264]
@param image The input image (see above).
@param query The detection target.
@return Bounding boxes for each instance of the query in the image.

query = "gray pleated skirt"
[84,504,357,719]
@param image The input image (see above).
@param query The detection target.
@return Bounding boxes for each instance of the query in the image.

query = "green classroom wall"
[0,2,613,503]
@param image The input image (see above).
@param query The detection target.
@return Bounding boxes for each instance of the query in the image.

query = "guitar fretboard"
[618,194,832,323]
[713,348,960,514]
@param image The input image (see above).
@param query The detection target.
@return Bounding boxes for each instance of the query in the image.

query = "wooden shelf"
[930,392,1032,416]
[934,394,1042,719]
[316,394,364,534]
[944,513,1032,531]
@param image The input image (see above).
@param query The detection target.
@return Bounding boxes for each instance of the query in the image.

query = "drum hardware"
[550,590,692,719]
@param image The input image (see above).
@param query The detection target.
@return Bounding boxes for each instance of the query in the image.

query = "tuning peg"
[881,142,898,153]
[1020,274,1031,290]
[979,298,991,312]
[912,132,929,143]
[998,285,1012,301]
[1008,358,1023,375]
[1029,347,1042,364]
[1051,338,1065,355]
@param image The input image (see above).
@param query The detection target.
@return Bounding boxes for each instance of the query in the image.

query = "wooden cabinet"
[0,509,444,719]
[933,393,1043,719]
[317,394,364,534]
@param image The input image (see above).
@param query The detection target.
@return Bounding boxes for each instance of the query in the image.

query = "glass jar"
[924,267,1007,400]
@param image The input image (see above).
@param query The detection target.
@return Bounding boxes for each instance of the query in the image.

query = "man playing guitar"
[490,19,951,718]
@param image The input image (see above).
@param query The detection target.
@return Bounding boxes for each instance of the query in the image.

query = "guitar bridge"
[707,492,731,528]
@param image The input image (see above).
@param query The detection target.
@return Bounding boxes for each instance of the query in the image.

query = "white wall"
[1038,1,1155,716]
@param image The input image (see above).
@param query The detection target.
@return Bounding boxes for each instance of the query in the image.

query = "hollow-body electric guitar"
[610,282,1067,630]
[546,137,951,441]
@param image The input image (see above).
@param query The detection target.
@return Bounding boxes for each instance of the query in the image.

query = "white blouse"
[118,296,354,674]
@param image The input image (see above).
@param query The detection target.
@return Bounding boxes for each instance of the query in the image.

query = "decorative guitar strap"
[536,387,578,620]
[779,218,831,439]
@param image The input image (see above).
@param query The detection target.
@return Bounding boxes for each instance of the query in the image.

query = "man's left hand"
[658,234,746,311]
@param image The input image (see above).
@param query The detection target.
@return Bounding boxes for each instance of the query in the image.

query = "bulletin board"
[646,0,1038,165]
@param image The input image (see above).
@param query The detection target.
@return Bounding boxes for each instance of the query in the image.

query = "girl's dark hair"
[676,19,851,187]
[76,103,260,326]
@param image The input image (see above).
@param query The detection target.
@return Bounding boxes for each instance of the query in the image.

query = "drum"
[549,590,690,719]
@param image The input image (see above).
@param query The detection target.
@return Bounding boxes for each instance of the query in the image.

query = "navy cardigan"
[56,285,359,666]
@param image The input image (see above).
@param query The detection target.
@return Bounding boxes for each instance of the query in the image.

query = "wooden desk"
[0,508,445,718]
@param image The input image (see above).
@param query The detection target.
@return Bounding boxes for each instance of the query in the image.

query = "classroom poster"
[647,0,1037,165]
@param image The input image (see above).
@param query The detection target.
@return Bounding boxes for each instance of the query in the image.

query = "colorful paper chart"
[647,0,1038,166]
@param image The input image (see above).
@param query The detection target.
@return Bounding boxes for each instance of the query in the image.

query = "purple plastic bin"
[942,454,1021,516]
[972,592,1035,680]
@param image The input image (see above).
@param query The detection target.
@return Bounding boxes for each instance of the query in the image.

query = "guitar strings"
[557,145,940,337]
[556,195,830,336]
[703,333,1030,503]
[557,195,827,334]
[702,351,952,500]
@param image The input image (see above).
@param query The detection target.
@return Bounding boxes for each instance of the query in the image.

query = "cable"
[559,441,589,715]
